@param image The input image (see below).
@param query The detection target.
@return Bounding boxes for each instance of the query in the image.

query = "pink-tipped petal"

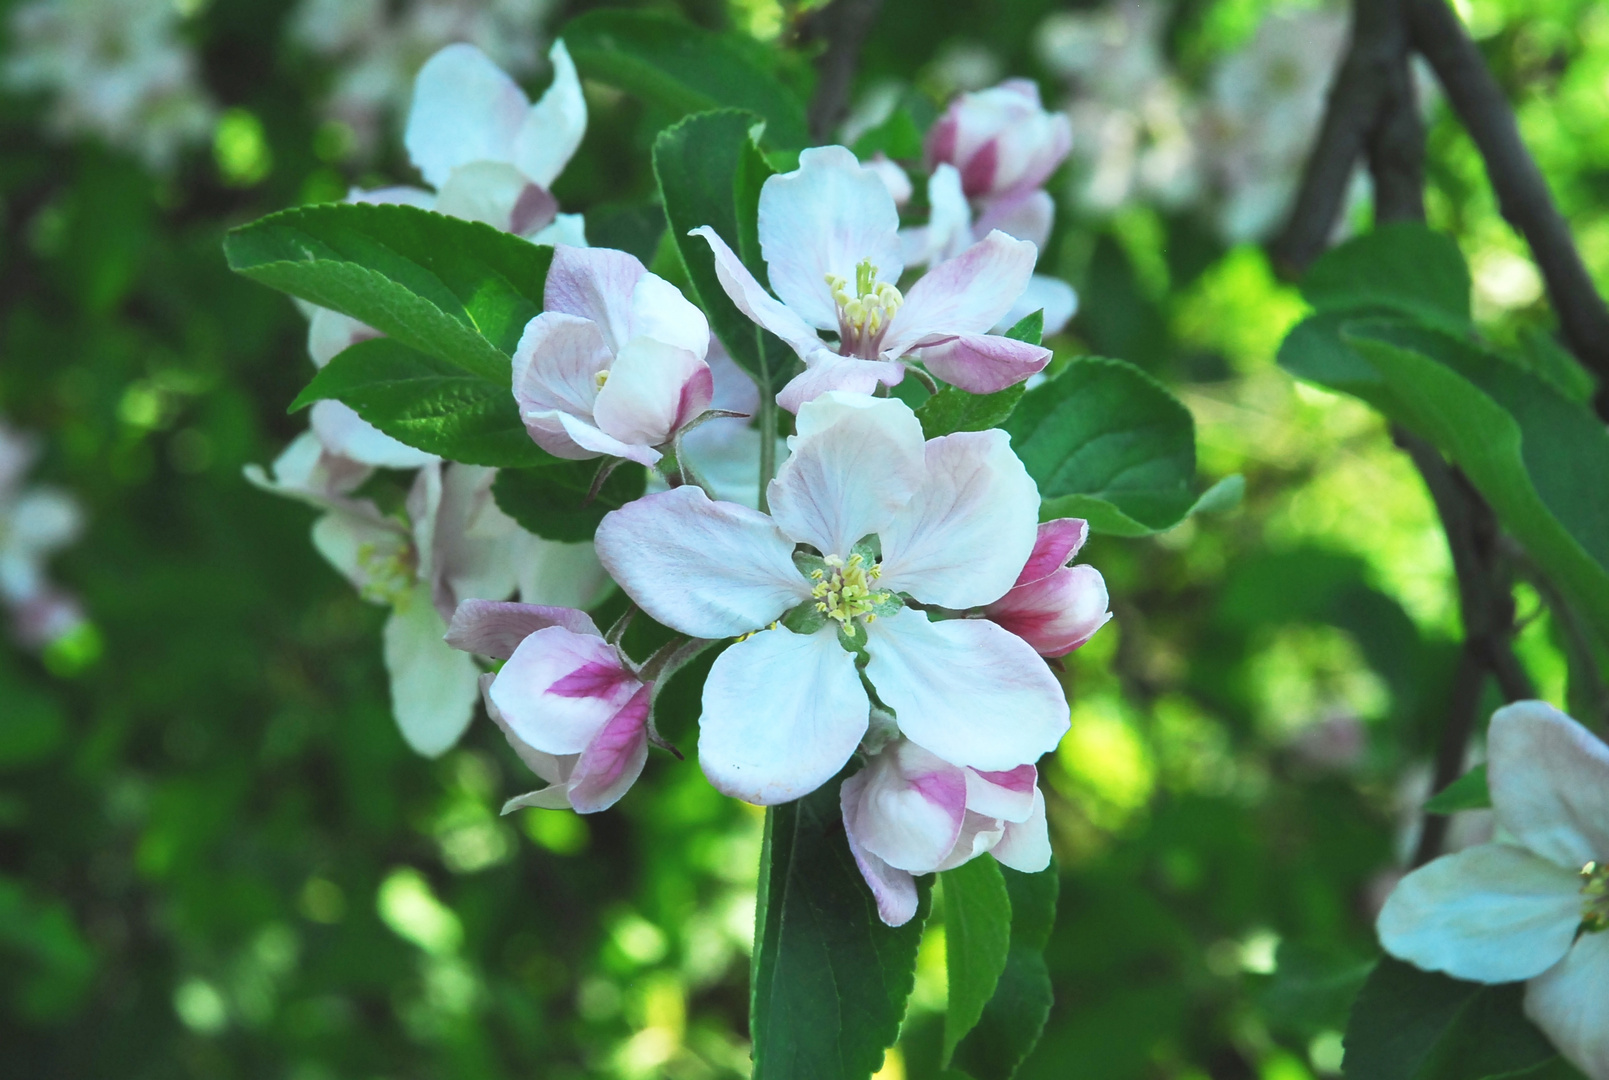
[592,339,712,449]
[767,392,925,557]
[917,332,1051,394]
[842,741,968,873]
[568,683,652,813]
[543,246,646,352]
[446,599,602,659]
[512,312,609,425]
[1017,519,1089,586]
[489,626,641,755]
[843,819,922,927]
[697,627,869,805]
[757,145,904,329]
[481,672,573,786]
[965,765,1037,822]
[975,189,1055,251]
[988,564,1112,658]
[775,352,905,414]
[630,270,712,358]
[691,226,826,360]
[991,787,1052,872]
[594,486,809,640]
[936,811,1006,871]
[883,231,1040,352]
[876,429,1040,609]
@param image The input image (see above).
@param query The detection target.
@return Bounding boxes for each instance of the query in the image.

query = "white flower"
[1378,701,1609,1079]
[512,246,713,466]
[694,146,1050,411]
[594,392,1069,805]
[447,601,651,814]
[843,736,1051,926]
[0,420,86,648]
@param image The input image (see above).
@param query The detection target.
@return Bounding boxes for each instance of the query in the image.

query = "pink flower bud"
[925,79,1072,202]
[986,517,1111,657]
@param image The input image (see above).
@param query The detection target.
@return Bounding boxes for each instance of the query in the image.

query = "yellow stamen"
[809,553,892,626]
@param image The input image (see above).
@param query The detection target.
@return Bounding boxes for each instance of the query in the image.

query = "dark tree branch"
[1408,0,1609,418]
[802,0,885,144]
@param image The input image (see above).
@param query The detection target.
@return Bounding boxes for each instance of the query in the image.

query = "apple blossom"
[984,517,1111,656]
[692,146,1050,411]
[594,392,1070,806]
[924,77,1072,246]
[0,419,87,648]
[1378,702,1609,1079]
[842,735,1052,926]
[512,245,714,467]
[672,338,788,509]
[447,601,652,814]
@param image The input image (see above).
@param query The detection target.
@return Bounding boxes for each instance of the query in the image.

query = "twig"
[1407,0,1609,419]
[802,0,886,143]
[1411,642,1485,867]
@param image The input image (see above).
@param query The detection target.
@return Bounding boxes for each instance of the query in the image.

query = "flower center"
[356,541,416,607]
[594,369,610,390]
[810,553,892,626]
[1582,861,1609,932]
[826,259,903,360]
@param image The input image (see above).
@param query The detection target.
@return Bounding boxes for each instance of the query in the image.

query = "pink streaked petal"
[965,765,1037,823]
[843,741,968,873]
[767,392,926,557]
[758,145,904,329]
[988,564,1112,658]
[975,189,1055,252]
[594,485,810,639]
[591,339,711,449]
[432,161,536,232]
[512,312,609,417]
[691,226,826,359]
[843,812,923,927]
[866,609,1069,772]
[991,787,1051,872]
[550,659,641,700]
[916,332,1051,394]
[775,352,905,414]
[1488,701,1609,869]
[697,627,869,805]
[876,429,1040,609]
[959,137,999,198]
[882,231,1039,352]
[520,408,607,461]
[568,683,652,813]
[1017,519,1089,587]
[446,599,602,659]
[490,626,642,755]
[543,245,645,353]
[554,410,661,466]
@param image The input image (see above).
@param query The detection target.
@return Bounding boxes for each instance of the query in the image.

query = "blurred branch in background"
[802,0,885,142]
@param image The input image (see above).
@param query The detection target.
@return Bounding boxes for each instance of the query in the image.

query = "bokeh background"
[1,0,1605,1076]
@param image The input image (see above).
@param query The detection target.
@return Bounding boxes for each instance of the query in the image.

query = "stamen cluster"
[1582,860,1609,932]
[810,552,890,625]
[826,259,904,359]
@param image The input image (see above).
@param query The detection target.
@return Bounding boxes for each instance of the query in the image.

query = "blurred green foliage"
[1,0,1604,1076]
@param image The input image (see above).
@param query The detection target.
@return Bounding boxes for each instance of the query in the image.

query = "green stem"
[758,393,778,513]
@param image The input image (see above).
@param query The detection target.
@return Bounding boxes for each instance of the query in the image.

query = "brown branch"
[1408,0,1609,419]
[802,0,885,143]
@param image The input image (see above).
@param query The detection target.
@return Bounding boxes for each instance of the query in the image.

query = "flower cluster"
[0,418,88,650]
[1378,702,1609,1078]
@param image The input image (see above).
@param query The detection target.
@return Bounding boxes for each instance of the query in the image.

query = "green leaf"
[950,863,1059,1080]
[916,384,1026,439]
[1005,356,1231,536]
[940,858,1013,1065]
[491,462,648,543]
[752,779,931,1080]
[1254,941,1375,1039]
[1516,328,1598,406]
[563,10,809,148]
[1005,309,1045,346]
[1302,223,1472,331]
[654,109,793,392]
[291,338,553,468]
[1340,321,1609,642]
[225,202,552,383]
[1343,957,1559,1080]
[1422,764,1491,814]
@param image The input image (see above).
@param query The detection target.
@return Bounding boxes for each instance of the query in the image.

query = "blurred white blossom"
[0,419,87,650]
[3,0,216,170]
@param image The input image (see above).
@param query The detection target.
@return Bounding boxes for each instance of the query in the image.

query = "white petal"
[503,787,577,813]
[594,486,810,639]
[976,189,1056,251]
[692,226,826,360]
[515,533,613,610]
[1525,932,1609,1080]
[553,410,658,465]
[482,672,572,785]
[511,39,587,188]
[543,246,644,353]
[530,213,589,248]
[404,43,528,188]
[990,787,1051,872]
[876,429,1040,608]
[432,463,520,614]
[1377,843,1583,983]
[865,609,1069,771]
[383,588,480,757]
[841,740,967,873]
[758,145,904,329]
[310,506,409,598]
[774,351,905,414]
[766,391,925,557]
[591,338,712,448]
[882,230,1039,352]
[629,270,710,358]
[307,306,375,368]
[432,161,552,234]
[697,627,869,804]
[310,399,437,469]
[511,312,610,458]
[1489,701,1609,869]
[936,811,1006,871]
[994,273,1078,337]
[5,489,82,553]
[904,163,973,268]
[965,765,1037,822]
[489,625,640,755]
